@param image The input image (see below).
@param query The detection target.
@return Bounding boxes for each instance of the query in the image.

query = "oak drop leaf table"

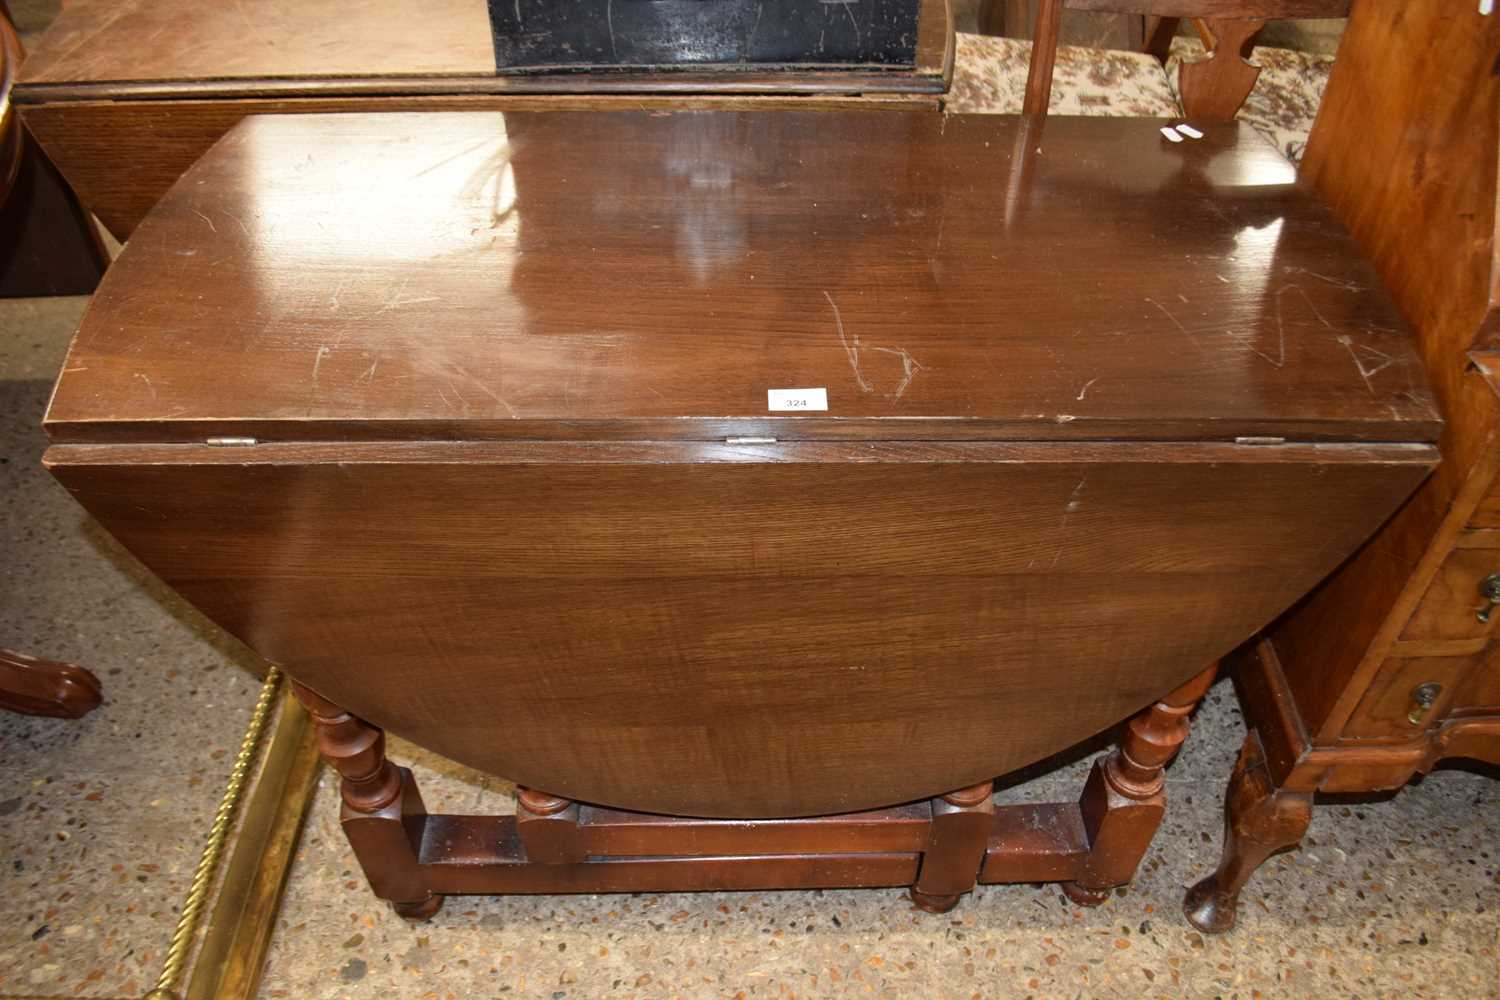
[42,110,1438,919]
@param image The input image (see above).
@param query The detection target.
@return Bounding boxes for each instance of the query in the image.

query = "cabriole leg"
[1183,730,1312,933]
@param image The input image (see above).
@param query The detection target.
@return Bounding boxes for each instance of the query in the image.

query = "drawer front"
[1399,547,1500,642]
[1456,644,1500,714]
[1345,656,1473,740]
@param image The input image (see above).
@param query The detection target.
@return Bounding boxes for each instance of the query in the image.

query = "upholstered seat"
[947,31,1333,163]
[1166,37,1334,163]
[948,33,1179,116]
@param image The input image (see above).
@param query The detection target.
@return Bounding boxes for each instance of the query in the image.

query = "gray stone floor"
[2,293,1496,999]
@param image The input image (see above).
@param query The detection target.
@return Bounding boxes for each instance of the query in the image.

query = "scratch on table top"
[311,345,330,387]
[133,373,156,399]
[866,345,924,402]
[220,209,252,238]
[1144,297,1201,350]
[413,136,501,180]
[1283,265,1365,293]
[1076,377,1100,401]
[1050,476,1088,568]
[823,290,922,401]
[192,209,218,234]
[825,290,873,393]
[1337,334,1396,395]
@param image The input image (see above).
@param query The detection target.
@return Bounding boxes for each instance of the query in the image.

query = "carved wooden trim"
[290,682,401,814]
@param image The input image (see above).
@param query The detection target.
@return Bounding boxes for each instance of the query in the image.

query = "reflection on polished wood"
[14,0,954,238]
[43,109,1436,908]
[1187,0,1500,933]
[45,112,1435,446]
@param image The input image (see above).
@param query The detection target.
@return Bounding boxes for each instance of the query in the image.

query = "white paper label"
[767,387,828,412]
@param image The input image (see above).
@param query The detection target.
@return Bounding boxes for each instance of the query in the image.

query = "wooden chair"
[1019,1,1351,118]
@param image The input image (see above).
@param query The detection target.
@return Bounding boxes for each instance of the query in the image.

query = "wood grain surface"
[1265,0,1500,741]
[45,111,1437,445]
[19,93,936,240]
[46,440,1433,817]
[43,109,1439,818]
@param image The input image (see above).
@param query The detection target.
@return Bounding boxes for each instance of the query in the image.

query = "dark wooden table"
[13,0,952,240]
[44,110,1437,917]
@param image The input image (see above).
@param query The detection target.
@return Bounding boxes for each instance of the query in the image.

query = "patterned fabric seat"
[947,31,1334,164]
[948,33,1179,117]
[1165,37,1335,164]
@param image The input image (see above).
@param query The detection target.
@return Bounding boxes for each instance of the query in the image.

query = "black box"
[487,0,922,71]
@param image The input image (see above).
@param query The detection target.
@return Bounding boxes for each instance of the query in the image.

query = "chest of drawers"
[1183,0,1500,934]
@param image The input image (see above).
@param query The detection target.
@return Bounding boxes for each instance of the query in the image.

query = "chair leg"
[1183,730,1312,933]
[0,648,103,719]
[1022,0,1066,116]
[1143,15,1179,63]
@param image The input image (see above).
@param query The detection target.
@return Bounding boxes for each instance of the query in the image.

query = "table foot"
[1060,880,1110,907]
[908,889,961,913]
[391,894,444,923]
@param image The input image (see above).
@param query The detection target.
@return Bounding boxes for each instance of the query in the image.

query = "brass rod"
[142,666,283,1000]
[183,693,321,1000]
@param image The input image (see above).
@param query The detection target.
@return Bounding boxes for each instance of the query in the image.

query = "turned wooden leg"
[0,648,103,719]
[1064,664,1218,905]
[1183,730,1312,934]
[291,682,443,922]
[910,781,995,913]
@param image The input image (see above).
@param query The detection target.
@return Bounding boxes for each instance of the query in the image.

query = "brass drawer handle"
[1407,682,1442,726]
[1476,573,1500,622]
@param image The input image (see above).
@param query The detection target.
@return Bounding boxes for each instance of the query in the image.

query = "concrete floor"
[2,288,1497,1000]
